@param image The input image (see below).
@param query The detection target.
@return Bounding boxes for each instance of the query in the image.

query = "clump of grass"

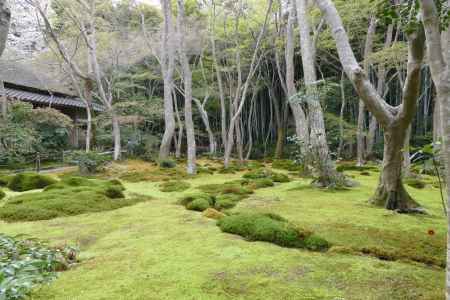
[404,177,427,189]
[159,159,177,169]
[160,181,191,193]
[217,213,330,251]
[0,189,5,200]
[7,172,58,192]
[0,177,148,222]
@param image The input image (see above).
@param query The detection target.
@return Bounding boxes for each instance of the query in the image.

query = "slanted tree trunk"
[194,98,216,155]
[159,0,176,160]
[177,0,196,174]
[316,0,424,210]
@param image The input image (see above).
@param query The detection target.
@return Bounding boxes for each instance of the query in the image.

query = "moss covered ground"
[0,159,446,299]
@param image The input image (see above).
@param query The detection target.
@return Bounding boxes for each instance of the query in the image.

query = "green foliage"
[180,192,215,212]
[159,159,177,169]
[30,108,73,151]
[217,213,330,251]
[243,169,273,179]
[271,173,290,183]
[68,151,110,174]
[249,178,275,189]
[0,177,146,222]
[7,173,58,192]
[0,234,77,300]
[159,181,191,193]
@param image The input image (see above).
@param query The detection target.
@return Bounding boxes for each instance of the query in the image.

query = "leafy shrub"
[217,213,330,251]
[404,177,427,189]
[68,151,110,174]
[0,233,77,300]
[0,177,147,222]
[160,181,191,192]
[0,189,5,200]
[159,159,177,169]
[7,173,57,192]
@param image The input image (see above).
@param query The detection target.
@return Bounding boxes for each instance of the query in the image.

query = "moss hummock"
[7,173,57,192]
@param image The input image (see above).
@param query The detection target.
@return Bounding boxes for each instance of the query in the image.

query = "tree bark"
[159,0,176,160]
[0,0,10,57]
[419,1,450,296]
[296,0,339,186]
[316,0,424,209]
[286,0,308,154]
[177,0,196,174]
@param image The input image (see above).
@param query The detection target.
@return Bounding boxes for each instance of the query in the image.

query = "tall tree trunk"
[357,16,377,166]
[210,1,227,149]
[177,0,196,174]
[111,111,121,161]
[83,79,93,152]
[316,0,424,209]
[194,98,216,155]
[337,72,346,158]
[296,0,339,186]
[419,1,450,295]
[286,0,308,154]
[159,0,176,160]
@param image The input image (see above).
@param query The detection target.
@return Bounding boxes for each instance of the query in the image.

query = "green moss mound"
[0,175,13,187]
[271,173,290,183]
[0,189,5,200]
[336,164,379,173]
[217,213,330,251]
[179,192,215,212]
[272,160,303,171]
[215,194,243,210]
[250,178,275,189]
[404,177,427,189]
[160,181,191,192]
[198,182,254,196]
[0,177,147,222]
[7,173,58,192]
[243,169,273,179]
[159,159,177,169]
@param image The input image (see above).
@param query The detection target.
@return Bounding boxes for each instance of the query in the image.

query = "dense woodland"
[1,0,450,299]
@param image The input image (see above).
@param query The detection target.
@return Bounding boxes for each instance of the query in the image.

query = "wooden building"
[0,61,103,147]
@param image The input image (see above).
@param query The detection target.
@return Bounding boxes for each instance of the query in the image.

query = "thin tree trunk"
[357,16,377,166]
[337,72,346,158]
[286,0,308,154]
[177,0,196,174]
[296,0,338,186]
[159,0,176,159]
[0,1,10,57]
[194,98,216,155]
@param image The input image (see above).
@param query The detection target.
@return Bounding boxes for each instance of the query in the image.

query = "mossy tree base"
[370,179,423,213]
